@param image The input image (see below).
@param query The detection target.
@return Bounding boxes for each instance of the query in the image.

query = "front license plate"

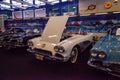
[35,54,44,60]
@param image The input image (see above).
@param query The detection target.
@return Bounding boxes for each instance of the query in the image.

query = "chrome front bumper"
[27,48,69,62]
[88,59,120,77]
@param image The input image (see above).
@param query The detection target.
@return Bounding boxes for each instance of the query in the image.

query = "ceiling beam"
[38,0,53,5]
[13,0,38,7]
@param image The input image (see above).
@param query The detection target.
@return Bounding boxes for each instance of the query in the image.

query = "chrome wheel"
[70,47,79,63]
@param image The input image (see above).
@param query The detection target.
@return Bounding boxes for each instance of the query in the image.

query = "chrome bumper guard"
[88,59,120,77]
[27,48,69,62]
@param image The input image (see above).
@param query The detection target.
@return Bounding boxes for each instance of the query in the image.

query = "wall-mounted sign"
[23,10,34,19]
[12,11,22,19]
[35,8,46,18]
[79,0,120,15]
[87,4,96,10]
[104,2,112,9]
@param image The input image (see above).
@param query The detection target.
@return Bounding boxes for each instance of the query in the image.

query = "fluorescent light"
[113,12,120,13]
[95,13,108,15]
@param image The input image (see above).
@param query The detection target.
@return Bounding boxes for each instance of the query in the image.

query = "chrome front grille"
[91,60,103,67]
[55,53,64,58]
[109,64,120,73]
[34,48,52,56]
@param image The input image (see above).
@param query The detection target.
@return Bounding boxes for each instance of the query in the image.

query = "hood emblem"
[41,44,46,48]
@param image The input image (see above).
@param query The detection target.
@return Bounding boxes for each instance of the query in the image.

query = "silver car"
[27,16,94,63]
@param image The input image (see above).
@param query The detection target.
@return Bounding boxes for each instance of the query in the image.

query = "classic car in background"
[0,27,24,36]
[66,20,109,43]
[27,16,94,63]
[88,25,120,77]
[0,27,41,49]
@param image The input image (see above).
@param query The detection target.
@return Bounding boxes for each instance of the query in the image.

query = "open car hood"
[41,16,68,44]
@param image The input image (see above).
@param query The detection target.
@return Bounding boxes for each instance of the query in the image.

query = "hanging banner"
[79,0,120,15]
[35,8,46,18]
[12,11,22,19]
[23,10,34,19]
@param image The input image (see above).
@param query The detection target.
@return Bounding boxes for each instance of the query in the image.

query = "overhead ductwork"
[38,0,54,5]
[0,1,26,9]
[0,0,59,10]
[12,0,38,7]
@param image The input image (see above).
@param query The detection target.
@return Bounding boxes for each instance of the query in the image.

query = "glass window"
[4,0,10,3]
[48,0,58,2]
[48,0,59,3]
[107,27,117,35]
[21,4,29,8]
[0,4,10,8]
[0,0,10,8]
[35,0,45,6]
[23,0,33,4]
[62,4,75,12]
[12,1,22,8]
[62,0,67,2]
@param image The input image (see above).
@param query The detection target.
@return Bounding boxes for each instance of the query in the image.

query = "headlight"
[90,50,98,57]
[91,50,106,59]
[54,46,59,52]
[59,46,65,53]
[54,46,65,53]
[28,41,34,47]
[91,52,98,57]
[98,52,106,59]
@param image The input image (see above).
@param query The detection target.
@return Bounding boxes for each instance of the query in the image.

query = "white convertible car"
[27,16,94,63]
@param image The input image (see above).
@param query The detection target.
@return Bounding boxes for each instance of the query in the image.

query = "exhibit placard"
[35,8,46,18]
[12,11,22,19]
[79,0,120,15]
[23,10,34,19]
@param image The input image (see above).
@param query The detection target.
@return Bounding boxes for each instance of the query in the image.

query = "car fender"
[58,33,93,56]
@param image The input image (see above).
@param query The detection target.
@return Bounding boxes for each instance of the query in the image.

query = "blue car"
[0,27,41,49]
[88,26,120,77]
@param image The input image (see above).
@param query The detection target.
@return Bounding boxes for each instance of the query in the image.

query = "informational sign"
[35,8,46,18]
[79,0,120,15]
[23,10,34,19]
[12,11,22,19]
[104,2,112,9]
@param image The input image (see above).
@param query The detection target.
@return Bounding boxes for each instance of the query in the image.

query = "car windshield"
[64,26,82,34]
[108,26,117,36]
[107,26,120,36]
